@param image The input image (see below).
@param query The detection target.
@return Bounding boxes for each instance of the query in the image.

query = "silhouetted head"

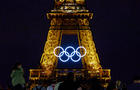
[57,76,65,82]
[67,72,74,81]
[12,62,22,70]
[107,81,117,90]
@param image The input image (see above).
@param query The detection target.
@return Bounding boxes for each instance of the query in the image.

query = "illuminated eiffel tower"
[29,0,111,88]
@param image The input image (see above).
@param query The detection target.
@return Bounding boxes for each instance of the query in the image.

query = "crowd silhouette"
[0,63,140,90]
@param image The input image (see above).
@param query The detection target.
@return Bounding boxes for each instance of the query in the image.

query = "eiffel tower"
[29,0,111,88]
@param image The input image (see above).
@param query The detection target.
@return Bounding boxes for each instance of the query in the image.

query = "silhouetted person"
[87,78,104,90]
[74,79,83,90]
[121,83,127,90]
[54,77,64,90]
[58,72,77,90]
[116,80,122,90]
[107,81,117,90]
[10,62,25,90]
[127,76,140,90]
[47,80,56,90]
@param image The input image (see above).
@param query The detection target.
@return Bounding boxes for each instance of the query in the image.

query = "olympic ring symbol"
[53,46,87,62]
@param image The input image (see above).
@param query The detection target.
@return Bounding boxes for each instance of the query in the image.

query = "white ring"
[76,46,87,57]
[71,51,81,62]
[65,46,76,57]
[53,46,64,57]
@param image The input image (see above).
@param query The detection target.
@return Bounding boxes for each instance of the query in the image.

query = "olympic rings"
[53,46,87,62]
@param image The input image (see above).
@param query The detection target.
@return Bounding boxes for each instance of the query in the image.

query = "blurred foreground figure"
[33,85,47,90]
[10,62,25,90]
[128,76,140,90]
[107,81,117,90]
[87,78,105,90]
[115,80,122,90]
[58,72,76,90]
[47,80,56,90]
[54,77,63,90]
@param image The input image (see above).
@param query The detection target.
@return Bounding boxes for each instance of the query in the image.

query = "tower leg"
[79,30,102,76]
[40,30,62,76]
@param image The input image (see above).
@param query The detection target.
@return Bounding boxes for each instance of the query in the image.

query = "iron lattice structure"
[29,0,111,88]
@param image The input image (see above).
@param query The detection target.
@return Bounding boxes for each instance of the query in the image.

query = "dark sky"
[0,0,140,88]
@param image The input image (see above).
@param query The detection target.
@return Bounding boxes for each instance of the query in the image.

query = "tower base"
[29,68,111,89]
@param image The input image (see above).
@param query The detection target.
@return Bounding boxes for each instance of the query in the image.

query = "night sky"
[0,0,140,88]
